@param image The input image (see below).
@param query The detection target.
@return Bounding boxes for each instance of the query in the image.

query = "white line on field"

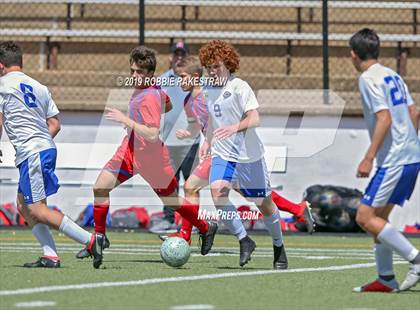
[0,262,405,297]
[171,305,214,310]
[0,242,376,253]
[13,301,56,308]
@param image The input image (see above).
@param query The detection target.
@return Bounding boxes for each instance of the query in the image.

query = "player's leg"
[92,136,134,236]
[167,157,210,242]
[155,143,198,234]
[17,149,104,268]
[140,148,213,252]
[271,191,315,234]
[92,169,122,235]
[75,168,124,259]
[209,156,256,264]
[353,163,420,292]
[17,193,60,268]
[152,145,183,234]
[238,158,287,269]
[160,174,208,243]
[353,204,399,292]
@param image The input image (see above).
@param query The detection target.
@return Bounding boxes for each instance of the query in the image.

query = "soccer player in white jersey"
[0,41,105,269]
[199,40,288,269]
[348,29,420,292]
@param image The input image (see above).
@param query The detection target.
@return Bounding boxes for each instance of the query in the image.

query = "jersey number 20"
[20,83,38,108]
[384,75,407,106]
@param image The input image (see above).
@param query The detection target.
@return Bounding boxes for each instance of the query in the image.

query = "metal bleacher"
[1,0,419,114]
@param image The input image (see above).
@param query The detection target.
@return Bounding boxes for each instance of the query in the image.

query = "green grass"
[0,230,419,310]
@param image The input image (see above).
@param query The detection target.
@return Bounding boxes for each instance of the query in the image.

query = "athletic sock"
[412,252,420,265]
[377,223,419,262]
[271,191,304,217]
[176,200,208,234]
[179,208,196,241]
[263,209,283,247]
[93,203,109,234]
[220,203,247,240]
[59,215,91,245]
[375,243,394,278]
[32,223,59,259]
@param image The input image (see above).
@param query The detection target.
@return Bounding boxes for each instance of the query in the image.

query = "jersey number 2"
[384,75,407,106]
[20,83,38,108]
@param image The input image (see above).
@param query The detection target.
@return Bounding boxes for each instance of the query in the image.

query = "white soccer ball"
[160,237,191,268]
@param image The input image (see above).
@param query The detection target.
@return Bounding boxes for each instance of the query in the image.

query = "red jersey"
[127,86,170,149]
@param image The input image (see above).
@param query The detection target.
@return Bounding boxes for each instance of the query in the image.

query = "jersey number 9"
[214,103,222,117]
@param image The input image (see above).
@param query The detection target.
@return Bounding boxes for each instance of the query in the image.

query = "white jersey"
[206,75,265,163]
[359,63,420,167]
[159,69,200,146]
[0,71,59,166]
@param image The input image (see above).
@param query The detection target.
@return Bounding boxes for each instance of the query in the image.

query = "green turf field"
[0,230,419,310]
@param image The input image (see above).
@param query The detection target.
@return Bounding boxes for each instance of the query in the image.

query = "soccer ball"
[160,237,191,268]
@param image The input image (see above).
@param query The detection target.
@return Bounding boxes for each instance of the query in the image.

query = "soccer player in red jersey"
[76,47,217,261]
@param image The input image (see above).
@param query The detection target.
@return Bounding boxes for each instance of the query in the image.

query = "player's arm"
[200,119,214,160]
[357,109,392,178]
[213,109,260,140]
[105,107,160,143]
[408,104,419,133]
[176,118,200,140]
[126,119,160,143]
[47,116,61,138]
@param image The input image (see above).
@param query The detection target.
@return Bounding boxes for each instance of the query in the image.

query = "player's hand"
[105,107,131,128]
[357,157,373,178]
[199,140,211,160]
[213,125,237,140]
[176,129,192,140]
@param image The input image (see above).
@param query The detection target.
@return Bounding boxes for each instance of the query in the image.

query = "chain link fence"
[0,0,419,113]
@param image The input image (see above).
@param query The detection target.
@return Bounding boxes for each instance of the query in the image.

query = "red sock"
[93,203,109,234]
[272,191,304,217]
[176,200,208,234]
[179,206,196,240]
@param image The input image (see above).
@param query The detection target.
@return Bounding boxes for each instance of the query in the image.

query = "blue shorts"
[209,156,271,198]
[361,162,420,208]
[17,148,60,205]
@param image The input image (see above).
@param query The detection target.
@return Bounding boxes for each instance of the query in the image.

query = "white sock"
[377,223,419,262]
[220,203,248,241]
[263,209,283,247]
[375,243,394,277]
[59,215,92,245]
[32,224,58,259]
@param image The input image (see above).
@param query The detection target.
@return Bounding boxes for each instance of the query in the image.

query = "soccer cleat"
[86,233,105,269]
[23,256,60,268]
[400,263,420,291]
[296,201,315,234]
[273,244,288,270]
[76,235,110,259]
[159,231,192,245]
[352,279,399,293]
[199,222,218,255]
[239,236,256,267]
